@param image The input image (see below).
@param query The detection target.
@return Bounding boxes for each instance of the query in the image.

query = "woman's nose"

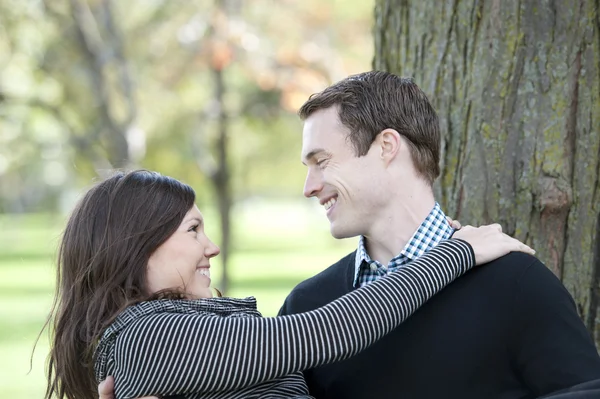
[205,239,220,258]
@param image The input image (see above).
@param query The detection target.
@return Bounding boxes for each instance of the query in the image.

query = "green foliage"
[0,0,374,212]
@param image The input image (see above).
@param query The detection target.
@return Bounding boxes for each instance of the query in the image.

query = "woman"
[44,170,532,399]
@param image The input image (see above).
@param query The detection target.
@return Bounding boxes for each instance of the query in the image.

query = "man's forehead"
[300,106,351,160]
[301,122,330,162]
[301,110,345,142]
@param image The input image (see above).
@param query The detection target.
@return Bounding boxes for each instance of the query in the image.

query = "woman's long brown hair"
[42,170,195,399]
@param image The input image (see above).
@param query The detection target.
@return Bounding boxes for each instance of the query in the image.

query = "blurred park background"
[0,0,371,396]
[2,1,600,398]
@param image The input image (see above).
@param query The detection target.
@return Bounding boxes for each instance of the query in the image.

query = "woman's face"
[146,205,220,299]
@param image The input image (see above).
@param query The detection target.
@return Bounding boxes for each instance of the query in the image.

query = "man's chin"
[329,224,359,240]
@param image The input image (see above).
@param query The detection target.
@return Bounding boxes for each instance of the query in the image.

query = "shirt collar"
[353,202,454,287]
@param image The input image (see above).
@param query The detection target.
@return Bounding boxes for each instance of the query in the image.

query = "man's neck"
[363,191,436,265]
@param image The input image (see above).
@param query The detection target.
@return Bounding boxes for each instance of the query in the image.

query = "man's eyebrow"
[301,148,326,165]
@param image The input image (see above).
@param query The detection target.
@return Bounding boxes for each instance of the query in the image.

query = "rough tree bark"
[374,0,600,345]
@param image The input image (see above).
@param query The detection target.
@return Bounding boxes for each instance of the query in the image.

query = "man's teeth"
[324,198,337,210]
[197,268,210,278]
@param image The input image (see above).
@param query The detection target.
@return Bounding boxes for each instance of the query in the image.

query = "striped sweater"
[94,239,475,399]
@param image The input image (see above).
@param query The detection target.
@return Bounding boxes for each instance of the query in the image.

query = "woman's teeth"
[197,268,210,278]
[324,197,337,210]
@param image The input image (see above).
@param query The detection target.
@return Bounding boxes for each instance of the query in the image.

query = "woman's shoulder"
[102,297,262,343]
[94,297,263,380]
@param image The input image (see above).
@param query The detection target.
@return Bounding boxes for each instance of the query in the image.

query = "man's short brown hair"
[298,71,441,184]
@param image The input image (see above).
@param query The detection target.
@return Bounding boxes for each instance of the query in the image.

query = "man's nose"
[303,169,323,198]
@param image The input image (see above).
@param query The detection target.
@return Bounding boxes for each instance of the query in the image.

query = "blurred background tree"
[0,0,373,396]
[0,0,373,212]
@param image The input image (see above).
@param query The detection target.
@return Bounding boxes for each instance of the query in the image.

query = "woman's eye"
[188,224,199,233]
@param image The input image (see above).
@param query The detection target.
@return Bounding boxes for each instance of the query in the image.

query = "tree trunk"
[209,0,233,295]
[69,0,137,169]
[211,64,232,296]
[374,0,600,345]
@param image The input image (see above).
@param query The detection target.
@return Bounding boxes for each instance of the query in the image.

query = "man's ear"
[378,129,401,164]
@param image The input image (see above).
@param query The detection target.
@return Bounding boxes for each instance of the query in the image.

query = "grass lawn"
[0,200,355,398]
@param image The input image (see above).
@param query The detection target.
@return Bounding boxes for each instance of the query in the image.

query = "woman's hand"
[453,224,535,265]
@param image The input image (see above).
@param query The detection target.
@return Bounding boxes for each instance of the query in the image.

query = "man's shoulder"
[465,251,574,306]
[481,251,562,282]
[471,251,545,281]
[279,251,355,315]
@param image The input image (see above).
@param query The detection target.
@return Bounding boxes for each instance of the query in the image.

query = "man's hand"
[98,376,159,399]
[98,376,115,399]
[445,216,462,230]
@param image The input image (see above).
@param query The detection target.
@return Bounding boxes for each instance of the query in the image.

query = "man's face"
[301,106,385,239]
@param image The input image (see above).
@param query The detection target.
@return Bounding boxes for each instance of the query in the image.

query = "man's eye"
[316,159,326,167]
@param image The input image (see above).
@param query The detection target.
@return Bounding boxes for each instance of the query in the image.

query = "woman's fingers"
[502,233,535,255]
[453,224,535,265]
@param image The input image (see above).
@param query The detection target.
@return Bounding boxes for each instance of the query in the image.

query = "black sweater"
[279,251,600,399]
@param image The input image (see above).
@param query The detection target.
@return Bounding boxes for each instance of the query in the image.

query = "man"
[277,71,600,398]
[99,72,600,398]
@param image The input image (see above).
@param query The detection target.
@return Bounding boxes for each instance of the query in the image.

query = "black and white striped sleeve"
[113,239,475,398]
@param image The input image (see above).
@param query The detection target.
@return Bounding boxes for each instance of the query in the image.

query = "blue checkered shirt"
[353,203,455,288]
